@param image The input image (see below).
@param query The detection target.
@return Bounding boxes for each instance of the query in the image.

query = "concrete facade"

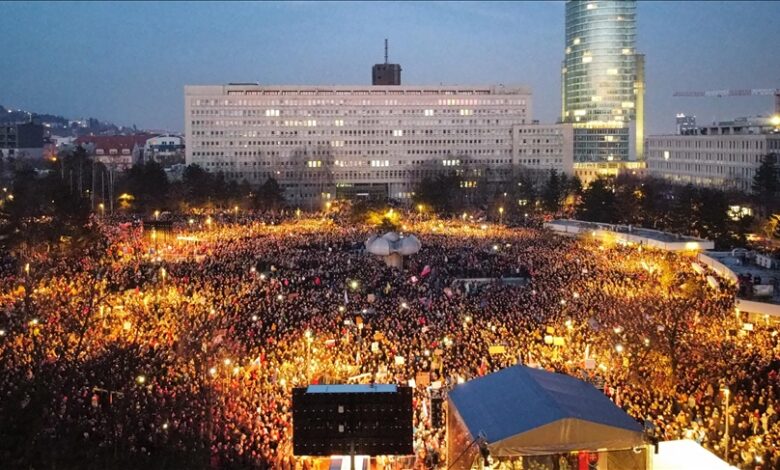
[646,119,780,193]
[184,84,571,203]
[513,123,574,175]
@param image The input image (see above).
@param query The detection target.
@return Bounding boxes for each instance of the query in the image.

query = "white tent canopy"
[652,440,736,470]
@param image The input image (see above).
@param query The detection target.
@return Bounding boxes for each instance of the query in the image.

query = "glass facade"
[562,0,644,162]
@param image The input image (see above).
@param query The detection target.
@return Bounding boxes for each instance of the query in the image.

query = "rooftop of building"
[651,115,780,137]
[551,219,708,243]
[707,250,780,304]
[75,133,157,151]
[185,83,532,96]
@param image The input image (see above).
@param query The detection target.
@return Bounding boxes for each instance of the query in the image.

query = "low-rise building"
[0,122,45,159]
[646,116,780,192]
[75,134,157,170]
[144,134,185,165]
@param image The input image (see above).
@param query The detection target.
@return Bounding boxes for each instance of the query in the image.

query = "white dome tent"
[365,232,421,269]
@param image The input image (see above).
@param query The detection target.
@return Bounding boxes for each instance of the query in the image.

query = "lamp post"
[304,329,313,382]
[721,387,730,461]
[498,206,504,224]
[98,203,105,217]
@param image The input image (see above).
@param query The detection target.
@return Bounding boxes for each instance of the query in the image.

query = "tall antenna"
[384,38,388,64]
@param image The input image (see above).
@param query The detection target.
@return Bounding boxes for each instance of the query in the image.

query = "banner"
[489,345,506,355]
[416,371,431,387]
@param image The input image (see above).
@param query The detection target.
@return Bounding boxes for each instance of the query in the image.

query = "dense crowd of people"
[0,210,778,469]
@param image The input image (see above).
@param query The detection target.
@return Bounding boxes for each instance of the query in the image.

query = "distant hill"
[0,104,141,136]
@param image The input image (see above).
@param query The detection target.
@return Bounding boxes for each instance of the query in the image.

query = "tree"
[752,154,779,215]
[412,171,463,214]
[541,170,563,213]
[254,177,286,210]
[117,161,169,212]
[577,177,616,223]
[181,164,213,207]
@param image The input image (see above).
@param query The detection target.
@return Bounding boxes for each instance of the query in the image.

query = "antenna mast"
[384,39,388,64]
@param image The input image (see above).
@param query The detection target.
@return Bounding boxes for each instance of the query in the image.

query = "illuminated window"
[307,160,322,168]
[663,151,670,160]
[424,109,434,116]
[334,119,344,127]
[566,47,572,54]
[392,129,404,137]
[459,109,474,116]
[586,3,597,10]
[265,109,280,117]
[604,136,614,142]
[607,68,618,75]
[573,38,580,45]
[582,56,593,64]
[591,96,601,102]
[574,110,587,117]
[622,48,632,55]
[621,102,635,109]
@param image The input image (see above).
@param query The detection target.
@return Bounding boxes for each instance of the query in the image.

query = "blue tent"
[447,366,645,465]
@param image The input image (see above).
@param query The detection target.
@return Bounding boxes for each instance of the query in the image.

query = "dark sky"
[1,1,778,134]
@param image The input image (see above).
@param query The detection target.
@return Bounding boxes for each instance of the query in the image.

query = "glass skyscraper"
[562,0,644,162]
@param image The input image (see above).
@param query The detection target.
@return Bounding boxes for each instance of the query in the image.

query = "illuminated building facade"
[562,0,644,164]
[185,84,561,203]
[646,116,780,193]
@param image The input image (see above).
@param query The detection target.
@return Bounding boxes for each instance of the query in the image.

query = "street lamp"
[499,206,504,223]
[98,203,105,216]
[721,387,730,461]
[154,210,160,221]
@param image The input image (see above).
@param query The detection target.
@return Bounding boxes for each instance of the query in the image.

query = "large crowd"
[0,210,778,469]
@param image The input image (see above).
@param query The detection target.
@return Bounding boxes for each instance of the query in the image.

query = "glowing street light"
[350,280,359,290]
[136,375,146,384]
[209,367,217,376]
[223,358,232,366]
[98,203,105,215]
[615,344,624,354]
[154,210,160,221]
[721,387,731,461]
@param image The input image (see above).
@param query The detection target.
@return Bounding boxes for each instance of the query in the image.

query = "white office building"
[646,116,780,193]
[184,84,577,203]
[513,123,574,175]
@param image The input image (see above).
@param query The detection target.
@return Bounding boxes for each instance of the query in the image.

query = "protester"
[0,211,777,469]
